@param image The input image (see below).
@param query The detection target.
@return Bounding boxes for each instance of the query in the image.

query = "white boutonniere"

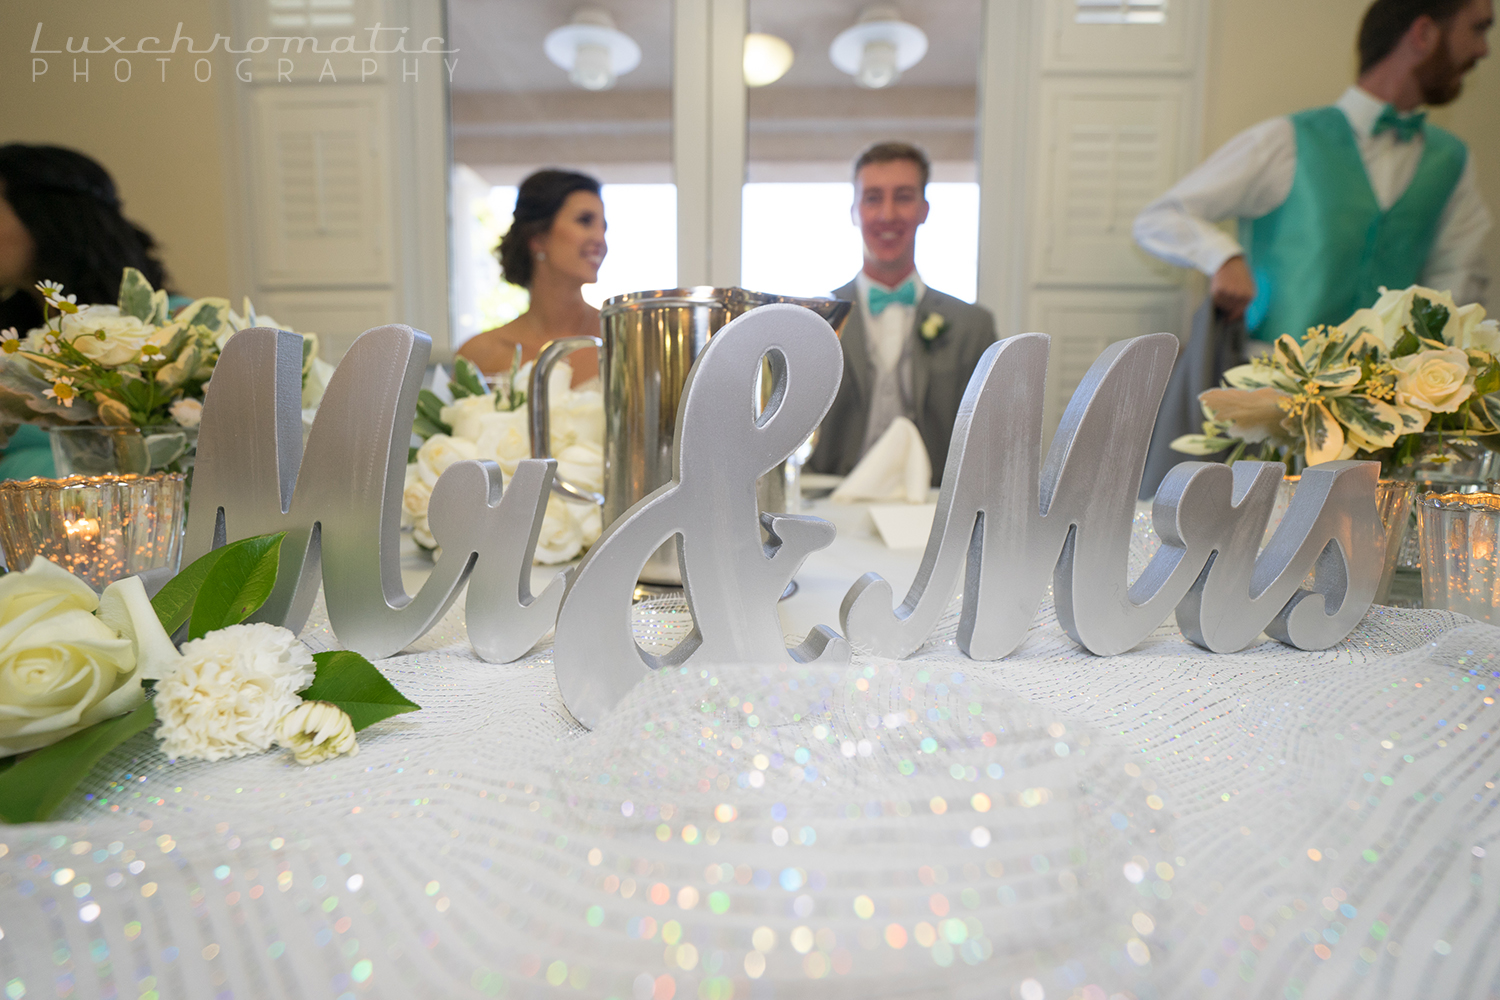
[920,312,948,344]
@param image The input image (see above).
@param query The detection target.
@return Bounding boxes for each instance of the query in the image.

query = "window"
[1074,0,1167,25]
[741,182,979,302]
[450,177,677,347]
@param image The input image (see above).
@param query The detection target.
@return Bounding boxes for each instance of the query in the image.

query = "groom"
[808,142,996,485]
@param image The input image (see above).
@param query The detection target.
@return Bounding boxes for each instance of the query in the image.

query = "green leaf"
[415,389,452,437]
[0,701,156,824]
[1391,328,1422,358]
[1411,295,1450,344]
[116,267,157,322]
[151,543,232,633]
[1475,363,1500,397]
[189,532,286,639]
[302,650,420,731]
[408,445,419,463]
[450,357,488,399]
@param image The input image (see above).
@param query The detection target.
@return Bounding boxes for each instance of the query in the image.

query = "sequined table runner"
[2,520,1498,1000]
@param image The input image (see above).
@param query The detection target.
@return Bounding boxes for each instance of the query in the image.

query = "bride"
[458,169,605,388]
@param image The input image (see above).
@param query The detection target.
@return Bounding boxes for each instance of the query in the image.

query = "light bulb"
[743,33,794,88]
[570,42,615,91]
[856,39,899,89]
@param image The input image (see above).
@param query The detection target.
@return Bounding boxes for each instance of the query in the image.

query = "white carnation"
[153,623,316,761]
[278,700,358,765]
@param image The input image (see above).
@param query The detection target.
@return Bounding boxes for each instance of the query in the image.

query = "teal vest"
[1240,105,1466,342]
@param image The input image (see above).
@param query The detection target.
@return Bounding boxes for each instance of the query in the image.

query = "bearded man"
[1134,0,1493,346]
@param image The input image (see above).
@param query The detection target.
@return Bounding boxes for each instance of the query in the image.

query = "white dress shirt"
[1133,87,1492,305]
[855,271,926,453]
[855,271,926,374]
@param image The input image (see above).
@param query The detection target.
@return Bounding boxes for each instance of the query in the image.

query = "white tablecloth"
[3,502,1498,1000]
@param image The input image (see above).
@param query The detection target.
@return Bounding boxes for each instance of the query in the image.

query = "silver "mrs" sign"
[841,333,1380,660]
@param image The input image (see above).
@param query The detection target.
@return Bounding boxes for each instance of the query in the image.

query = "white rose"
[0,558,180,757]
[533,496,585,564]
[440,393,502,441]
[169,398,203,428]
[402,467,433,526]
[59,305,154,366]
[1371,285,1464,347]
[550,388,605,452]
[1450,303,1493,351]
[471,409,532,476]
[1336,307,1386,348]
[302,356,336,409]
[1392,346,1475,413]
[411,518,436,550]
[574,501,602,548]
[557,441,605,494]
[1470,319,1500,358]
[153,622,316,761]
[278,700,358,765]
[414,434,478,489]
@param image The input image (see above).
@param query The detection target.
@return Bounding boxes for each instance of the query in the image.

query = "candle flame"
[64,516,99,539]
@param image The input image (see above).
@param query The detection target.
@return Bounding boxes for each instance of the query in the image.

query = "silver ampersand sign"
[553,304,851,730]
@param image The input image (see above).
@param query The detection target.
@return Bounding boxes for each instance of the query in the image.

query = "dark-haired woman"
[0,145,174,479]
[459,169,605,388]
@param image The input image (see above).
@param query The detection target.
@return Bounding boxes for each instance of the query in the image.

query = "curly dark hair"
[496,169,602,288]
[1358,0,1474,73]
[0,145,170,317]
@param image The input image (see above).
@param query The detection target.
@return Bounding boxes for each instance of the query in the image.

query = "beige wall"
[1204,0,1500,296]
[0,0,231,299]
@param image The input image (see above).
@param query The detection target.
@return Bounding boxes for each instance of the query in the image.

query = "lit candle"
[0,473,186,589]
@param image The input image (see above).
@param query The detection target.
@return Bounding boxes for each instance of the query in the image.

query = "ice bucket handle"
[530,335,606,505]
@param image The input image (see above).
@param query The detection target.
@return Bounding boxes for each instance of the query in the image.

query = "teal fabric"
[0,424,55,481]
[1240,105,1467,342]
[1372,105,1426,143]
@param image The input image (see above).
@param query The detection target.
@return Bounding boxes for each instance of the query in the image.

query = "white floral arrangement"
[0,533,419,823]
[1174,285,1500,472]
[0,268,334,446]
[404,358,604,564]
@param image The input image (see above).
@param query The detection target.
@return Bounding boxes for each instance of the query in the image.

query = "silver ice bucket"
[531,286,851,583]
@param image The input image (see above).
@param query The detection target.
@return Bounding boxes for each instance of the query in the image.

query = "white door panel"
[1029,287,1185,438]
[1031,78,1193,287]
[250,86,393,288]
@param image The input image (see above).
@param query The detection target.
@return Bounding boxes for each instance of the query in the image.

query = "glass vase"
[0,473,187,589]
[48,424,198,478]
[1385,434,1500,606]
[1416,492,1500,623]
[1263,475,1415,605]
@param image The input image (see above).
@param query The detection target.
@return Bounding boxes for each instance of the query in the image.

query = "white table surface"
[4,496,1498,1000]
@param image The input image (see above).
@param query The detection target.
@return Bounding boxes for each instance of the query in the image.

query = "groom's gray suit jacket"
[809,278,996,486]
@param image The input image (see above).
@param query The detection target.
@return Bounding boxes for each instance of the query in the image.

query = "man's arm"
[1421,155,1493,307]
[1132,117,1296,320]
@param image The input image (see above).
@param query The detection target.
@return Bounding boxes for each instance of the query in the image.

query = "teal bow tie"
[1373,104,1426,143]
[868,280,917,316]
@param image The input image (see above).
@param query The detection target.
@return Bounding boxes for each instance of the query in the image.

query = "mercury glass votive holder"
[1264,476,1415,604]
[0,473,187,589]
[1416,491,1500,623]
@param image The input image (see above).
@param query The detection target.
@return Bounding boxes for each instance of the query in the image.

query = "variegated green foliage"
[1175,287,1500,474]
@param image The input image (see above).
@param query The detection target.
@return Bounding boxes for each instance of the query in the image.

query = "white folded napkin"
[831,416,932,504]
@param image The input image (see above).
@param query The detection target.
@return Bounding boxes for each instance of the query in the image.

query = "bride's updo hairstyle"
[496,169,602,288]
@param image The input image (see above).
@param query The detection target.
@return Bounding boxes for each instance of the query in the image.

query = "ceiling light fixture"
[743,33,794,88]
[829,5,927,90]
[544,9,641,92]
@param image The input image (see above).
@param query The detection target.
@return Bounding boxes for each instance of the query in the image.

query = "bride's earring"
[536,250,547,261]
